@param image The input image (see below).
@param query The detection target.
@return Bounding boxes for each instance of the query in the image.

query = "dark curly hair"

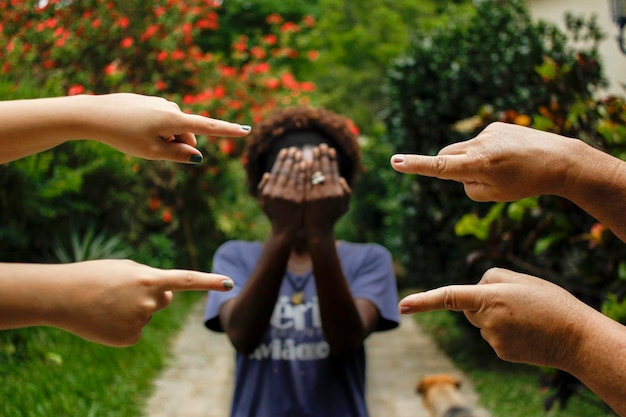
[244,106,362,197]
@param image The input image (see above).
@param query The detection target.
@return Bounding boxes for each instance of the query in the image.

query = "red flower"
[250,46,266,60]
[346,119,360,136]
[154,6,166,17]
[265,78,280,90]
[219,138,235,155]
[266,13,282,25]
[263,34,277,45]
[149,197,161,212]
[307,50,320,61]
[300,81,315,92]
[92,18,101,29]
[141,24,159,41]
[302,15,316,27]
[213,85,226,99]
[162,208,173,224]
[157,51,168,61]
[155,80,167,91]
[171,49,185,60]
[116,16,130,29]
[120,37,133,48]
[252,62,270,74]
[280,22,299,33]
[233,41,247,52]
[68,84,85,96]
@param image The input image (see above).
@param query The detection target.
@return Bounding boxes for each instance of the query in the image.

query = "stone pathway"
[144,297,490,417]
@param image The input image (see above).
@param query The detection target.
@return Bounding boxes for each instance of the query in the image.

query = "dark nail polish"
[222,280,234,289]
[240,125,251,131]
[188,154,203,164]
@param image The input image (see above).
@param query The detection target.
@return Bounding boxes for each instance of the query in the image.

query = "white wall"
[526,0,626,97]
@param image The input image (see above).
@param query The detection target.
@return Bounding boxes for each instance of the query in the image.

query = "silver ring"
[311,171,326,185]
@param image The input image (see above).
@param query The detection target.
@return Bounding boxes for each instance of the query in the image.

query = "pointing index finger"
[390,153,475,182]
[398,285,486,314]
[155,269,234,292]
[179,113,251,137]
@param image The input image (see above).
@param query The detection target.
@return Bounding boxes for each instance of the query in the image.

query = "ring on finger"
[311,171,326,185]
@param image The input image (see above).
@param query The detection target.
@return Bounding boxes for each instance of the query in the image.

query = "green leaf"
[455,213,488,240]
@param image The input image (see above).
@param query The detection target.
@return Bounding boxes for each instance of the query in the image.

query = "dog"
[416,374,475,417]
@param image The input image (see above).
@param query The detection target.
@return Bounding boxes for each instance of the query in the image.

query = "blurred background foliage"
[1,0,626,414]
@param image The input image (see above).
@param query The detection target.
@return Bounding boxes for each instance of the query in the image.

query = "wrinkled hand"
[48,259,233,347]
[258,147,305,236]
[399,268,596,370]
[390,122,581,202]
[82,93,251,164]
[303,144,351,235]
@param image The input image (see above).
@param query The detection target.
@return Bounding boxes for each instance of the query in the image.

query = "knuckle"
[441,288,457,310]
[433,155,449,175]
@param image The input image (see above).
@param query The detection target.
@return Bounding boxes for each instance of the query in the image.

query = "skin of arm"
[0,260,234,347]
[0,93,251,165]
[304,145,379,355]
[219,148,304,353]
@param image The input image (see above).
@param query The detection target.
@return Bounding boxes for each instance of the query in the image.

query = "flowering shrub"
[0,0,319,268]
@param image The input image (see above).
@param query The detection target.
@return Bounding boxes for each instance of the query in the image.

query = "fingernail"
[399,305,413,314]
[240,125,251,132]
[188,154,203,164]
[391,155,405,164]
[222,279,234,289]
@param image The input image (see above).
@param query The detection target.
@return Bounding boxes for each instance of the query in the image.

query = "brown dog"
[416,374,475,417]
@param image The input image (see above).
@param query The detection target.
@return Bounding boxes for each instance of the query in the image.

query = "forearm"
[223,231,292,353]
[0,95,95,164]
[0,263,69,329]
[309,233,367,355]
[558,140,626,242]
[563,310,626,416]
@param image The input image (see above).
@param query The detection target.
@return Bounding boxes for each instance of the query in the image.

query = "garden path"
[144,296,491,417]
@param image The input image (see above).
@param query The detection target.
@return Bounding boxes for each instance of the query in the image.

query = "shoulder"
[338,241,392,260]
[215,240,262,256]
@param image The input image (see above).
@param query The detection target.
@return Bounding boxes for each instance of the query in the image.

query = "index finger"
[179,113,251,138]
[398,285,486,314]
[390,153,474,181]
[154,270,235,292]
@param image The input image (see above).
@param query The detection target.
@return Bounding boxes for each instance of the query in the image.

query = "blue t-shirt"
[204,240,400,417]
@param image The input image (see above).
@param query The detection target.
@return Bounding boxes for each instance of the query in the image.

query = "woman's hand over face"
[258,147,305,237]
[303,144,351,236]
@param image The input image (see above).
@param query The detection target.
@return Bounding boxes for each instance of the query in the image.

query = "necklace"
[285,271,312,305]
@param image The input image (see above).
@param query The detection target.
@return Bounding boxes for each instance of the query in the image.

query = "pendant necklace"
[286,272,312,306]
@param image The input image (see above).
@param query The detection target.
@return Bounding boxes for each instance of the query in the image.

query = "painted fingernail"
[222,279,234,289]
[399,305,413,314]
[240,125,251,131]
[188,154,203,164]
[391,155,405,164]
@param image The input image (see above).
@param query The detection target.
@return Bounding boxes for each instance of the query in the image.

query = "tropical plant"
[51,226,131,263]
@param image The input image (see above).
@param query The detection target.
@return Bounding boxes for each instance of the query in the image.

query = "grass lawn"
[0,291,200,417]
[412,308,618,417]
